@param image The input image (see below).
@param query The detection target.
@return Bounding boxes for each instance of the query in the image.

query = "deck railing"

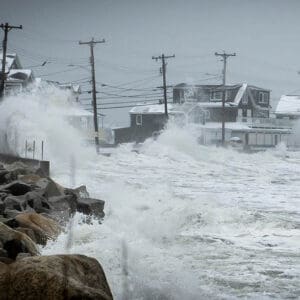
[237,117,293,129]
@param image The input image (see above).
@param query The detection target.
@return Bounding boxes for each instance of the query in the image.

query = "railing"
[236,117,293,129]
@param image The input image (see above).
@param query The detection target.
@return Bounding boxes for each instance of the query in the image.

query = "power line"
[85,102,161,110]
[80,98,162,105]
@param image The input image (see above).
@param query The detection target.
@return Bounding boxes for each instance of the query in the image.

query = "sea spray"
[0,82,96,177]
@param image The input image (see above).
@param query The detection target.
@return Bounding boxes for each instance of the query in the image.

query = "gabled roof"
[7,69,34,82]
[130,104,173,114]
[275,95,300,116]
[173,82,270,92]
[0,53,22,72]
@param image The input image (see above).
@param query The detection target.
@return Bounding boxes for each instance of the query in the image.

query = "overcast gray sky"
[1,0,300,126]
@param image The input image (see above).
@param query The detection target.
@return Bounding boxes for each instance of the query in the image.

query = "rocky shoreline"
[0,160,113,299]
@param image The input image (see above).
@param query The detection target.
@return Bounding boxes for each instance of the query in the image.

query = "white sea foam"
[1,87,299,299]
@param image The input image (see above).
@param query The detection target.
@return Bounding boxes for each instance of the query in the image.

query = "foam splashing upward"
[1,86,299,299]
[0,83,96,169]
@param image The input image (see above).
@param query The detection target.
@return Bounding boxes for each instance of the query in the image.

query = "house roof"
[130,104,173,114]
[275,95,300,116]
[173,82,270,92]
[7,69,33,82]
[0,53,22,72]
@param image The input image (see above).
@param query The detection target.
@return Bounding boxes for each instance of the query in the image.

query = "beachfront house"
[173,83,271,122]
[0,53,35,94]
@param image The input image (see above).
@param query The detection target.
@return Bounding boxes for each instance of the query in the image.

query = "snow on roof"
[7,69,33,81]
[0,53,21,72]
[232,83,247,105]
[275,95,300,115]
[130,104,173,114]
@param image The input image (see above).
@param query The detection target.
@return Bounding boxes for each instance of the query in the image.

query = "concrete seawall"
[0,153,50,176]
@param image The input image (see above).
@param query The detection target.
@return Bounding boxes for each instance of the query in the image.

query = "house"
[275,95,300,120]
[173,83,271,121]
[0,53,35,94]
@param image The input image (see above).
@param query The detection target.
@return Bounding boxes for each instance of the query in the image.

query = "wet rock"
[0,257,13,264]
[0,181,32,196]
[48,194,77,221]
[3,209,25,219]
[15,227,37,244]
[24,191,52,214]
[35,177,64,198]
[0,248,8,258]
[73,185,90,198]
[0,222,39,260]
[77,198,105,219]
[18,174,41,185]
[15,252,31,260]
[0,170,9,184]
[0,200,5,215]
[3,195,27,212]
[14,213,61,246]
[0,254,113,300]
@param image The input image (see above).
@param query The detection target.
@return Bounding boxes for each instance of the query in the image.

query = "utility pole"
[215,51,236,145]
[152,54,175,118]
[79,37,105,154]
[0,23,22,99]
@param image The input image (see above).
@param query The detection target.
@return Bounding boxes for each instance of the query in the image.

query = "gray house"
[173,83,270,122]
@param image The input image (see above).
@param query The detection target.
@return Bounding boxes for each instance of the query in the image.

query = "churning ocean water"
[43,125,300,300]
[2,88,299,299]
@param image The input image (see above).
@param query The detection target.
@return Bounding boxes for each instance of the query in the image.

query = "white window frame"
[210,90,230,102]
[136,114,142,126]
[258,92,269,104]
[210,90,223,101]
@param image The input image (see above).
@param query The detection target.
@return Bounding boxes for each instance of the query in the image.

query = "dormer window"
[210,90,222,101]
[258,92,269,104]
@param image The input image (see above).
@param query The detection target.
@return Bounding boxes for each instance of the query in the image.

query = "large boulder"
[23,191,52,214]
[0,254,113,300]
[77,198,105,219]
[0,181,32,196]
[35,178,64,198]
[3,195,27,212]
[0,222,39,260]
[14,213,61,245]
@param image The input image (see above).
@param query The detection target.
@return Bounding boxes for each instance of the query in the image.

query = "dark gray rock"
[0,248,8,258]
[4,195,27,211]
[0,170,9,184]
[77,198,105,218]
[35,178,63,198]
[0,180,32,196]
[24,191,52,214]
[4,209,27,219]
[0,200,5,215]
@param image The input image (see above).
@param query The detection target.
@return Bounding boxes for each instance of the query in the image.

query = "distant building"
[275,95,300,120]
[0,53,35,94]
[173,83,271,121]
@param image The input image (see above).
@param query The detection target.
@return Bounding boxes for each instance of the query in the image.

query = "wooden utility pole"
[215,51,236,145]
[79,38,105,154]
[152,54,175,118]
[0,23,22,99]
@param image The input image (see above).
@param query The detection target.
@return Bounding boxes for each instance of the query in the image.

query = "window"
[136,114,142,126]
[258,92,269,104]
[210,90,222,101]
